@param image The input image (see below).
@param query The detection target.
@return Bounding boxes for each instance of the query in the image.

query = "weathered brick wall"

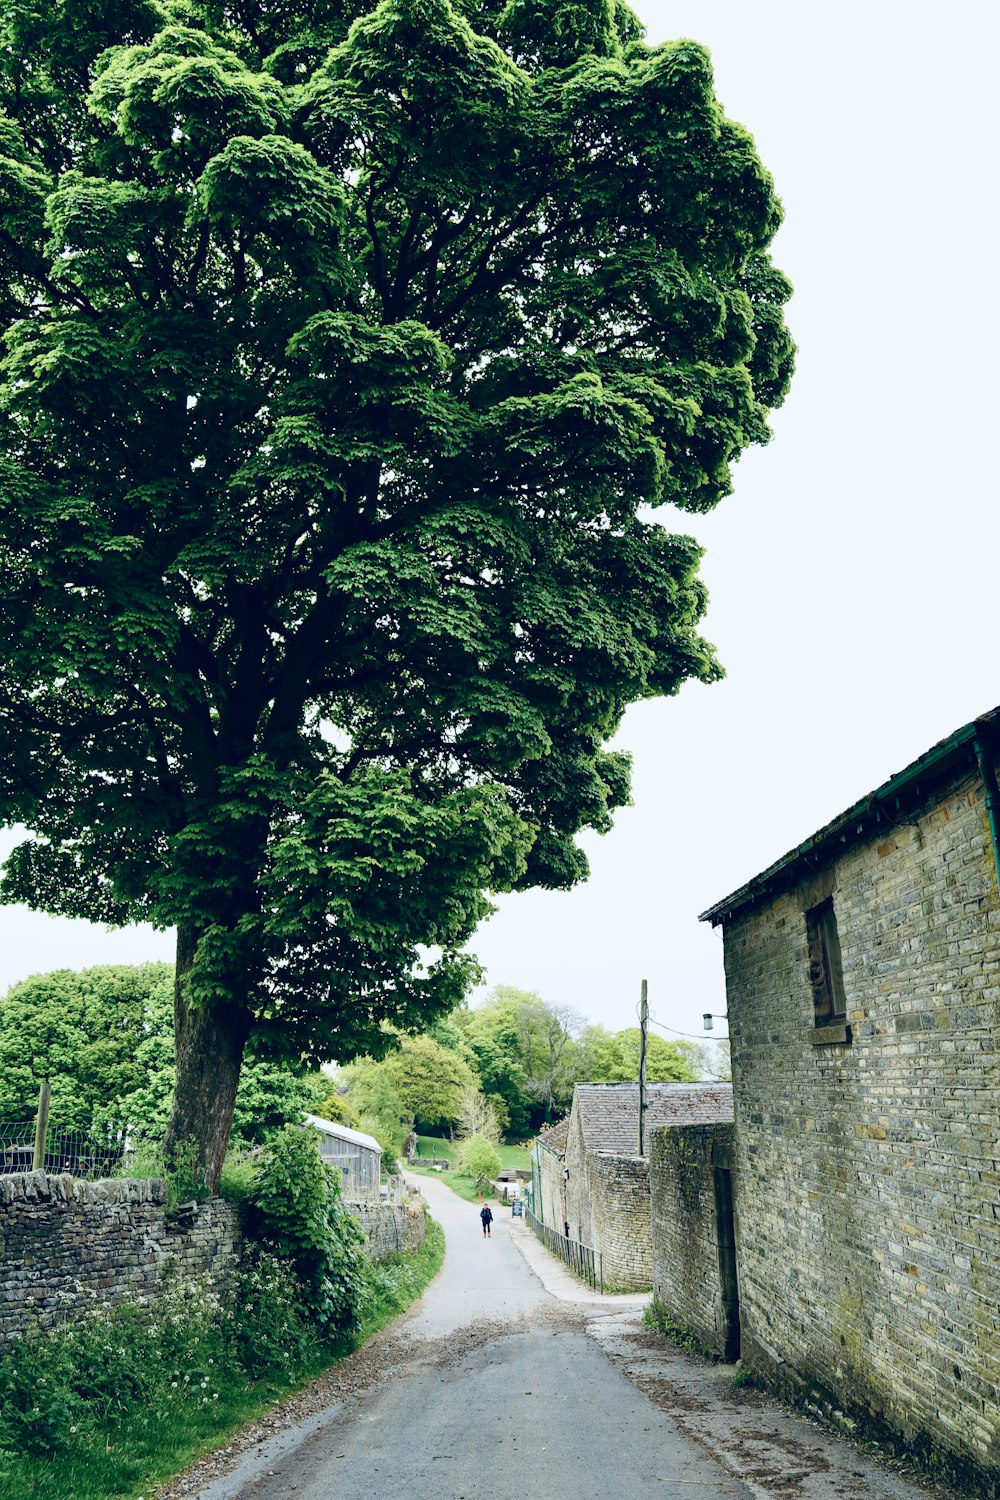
[586,1153,652,1291]
[351,1196,425,1259]
[0,1171,242,1347]
[650,1123,735,1355]
[563,1109,593,1246]
[725,766,1000,1484]
[535,1146,567,1235]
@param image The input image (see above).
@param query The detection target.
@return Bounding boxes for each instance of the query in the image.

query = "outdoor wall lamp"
[703,1013,727,1031]
[562,1167,570,1180]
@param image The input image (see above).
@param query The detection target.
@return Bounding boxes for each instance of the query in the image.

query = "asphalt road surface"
[195,1175,959,1500]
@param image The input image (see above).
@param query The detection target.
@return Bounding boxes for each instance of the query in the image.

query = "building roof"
[305,1115,382,1155]
[699,704,1000,928]
[536,1117,570,1155]
[573,1083,733,1157]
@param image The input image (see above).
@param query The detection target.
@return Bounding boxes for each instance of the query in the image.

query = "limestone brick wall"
[725,765,1000,1485]
[586,1153,652,1291]
[563,1109,593,1246]
[650,1123,735,1355]
[0,1172,242,1347]
[535,1146,567,1234]
[351,1196,425,1260]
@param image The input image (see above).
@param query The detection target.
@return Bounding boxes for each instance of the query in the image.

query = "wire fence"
[524,1205,603,1293]
[0,1120,128,1180]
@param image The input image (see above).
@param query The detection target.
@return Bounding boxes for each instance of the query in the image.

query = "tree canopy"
[0,0,792,1185]
[0,963,328,1142]
[0,964,174,1134]
[340,984,700,1137]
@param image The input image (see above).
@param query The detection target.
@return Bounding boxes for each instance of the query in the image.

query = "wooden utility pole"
[638,979,648,1156]
[32,1077,51,1172]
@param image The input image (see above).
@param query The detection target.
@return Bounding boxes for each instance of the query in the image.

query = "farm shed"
[305,1115,382,1200]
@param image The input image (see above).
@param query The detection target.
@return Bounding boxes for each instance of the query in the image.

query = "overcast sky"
[0,0,996,1048]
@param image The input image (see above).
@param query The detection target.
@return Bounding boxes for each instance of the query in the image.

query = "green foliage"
[577,1026,699,1084]
[314,1090,361,1129]
[337,1056,412,1154]
[453,994,533,1138]
[643,1299,715,1359]
[384,1034,477,1131]
[456,1132,503,1183]
[0,1218,444,1499]
[0,0,792,1169]
[0,964,174,1134]
[358,1114,403,1174]
[366,1216,445,1326]
[249,1126,369,1333]
[0,963,331,1151]
[217,1140,259,1203]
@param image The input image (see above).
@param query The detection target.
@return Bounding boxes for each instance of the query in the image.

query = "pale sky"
[0,1,996,1049]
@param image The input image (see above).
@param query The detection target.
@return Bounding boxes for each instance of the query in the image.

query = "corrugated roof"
[305,1115,382,1154]
[699,705,1000,928]
[574,1083,733,1156]
[537,1117,570,1155]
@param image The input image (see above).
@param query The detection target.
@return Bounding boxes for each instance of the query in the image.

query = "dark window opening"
[713,1167,740,1362]
[806,897,846,1022]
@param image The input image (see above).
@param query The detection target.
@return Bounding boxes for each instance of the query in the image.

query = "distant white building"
[305,1115,382,1201]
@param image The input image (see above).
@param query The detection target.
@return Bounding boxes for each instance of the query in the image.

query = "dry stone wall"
[725,764,1000,1489]
[0,1171,241,1347]
[0,1172,428,1351]
[351,1195,425,1259]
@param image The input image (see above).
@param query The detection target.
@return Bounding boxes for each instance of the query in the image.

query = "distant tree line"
[0,968,725,1167]
[331,984,716,1153]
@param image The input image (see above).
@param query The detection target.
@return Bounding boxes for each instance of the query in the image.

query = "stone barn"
[689,706,1000,1493]
[552,1082,732,1291]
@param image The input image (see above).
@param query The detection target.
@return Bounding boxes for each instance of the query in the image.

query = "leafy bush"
[249,1126,369,1333]
[456,1133,502,1184]
[314,1090,361,1129]
[0,1275,223,1460]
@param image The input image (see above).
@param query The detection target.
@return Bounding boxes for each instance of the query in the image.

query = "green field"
[407,1136,531,1204]
[413,1134,531,1171]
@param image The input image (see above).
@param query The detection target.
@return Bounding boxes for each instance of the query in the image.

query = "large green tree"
[0,963,327,1142]
[0,0,793,1187]
[0,964,174,1134]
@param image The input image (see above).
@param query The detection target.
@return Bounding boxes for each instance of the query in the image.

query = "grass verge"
[0,1217,444,1500]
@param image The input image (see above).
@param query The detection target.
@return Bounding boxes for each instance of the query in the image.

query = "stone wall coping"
[0,1171,169,1206]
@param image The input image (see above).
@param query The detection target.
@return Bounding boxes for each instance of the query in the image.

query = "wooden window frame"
[806,897,847,1024]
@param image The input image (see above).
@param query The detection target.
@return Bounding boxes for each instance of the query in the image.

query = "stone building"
[656,708,1000,1491]
[530,1115,570,1228]
[537,1082,732,1290]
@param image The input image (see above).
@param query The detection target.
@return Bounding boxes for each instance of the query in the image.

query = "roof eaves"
[699,709,999,928]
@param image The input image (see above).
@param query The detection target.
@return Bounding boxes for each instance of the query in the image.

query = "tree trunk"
[163,924,250,1195]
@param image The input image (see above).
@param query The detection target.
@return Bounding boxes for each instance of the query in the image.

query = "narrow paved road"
[194,1176,962,1500]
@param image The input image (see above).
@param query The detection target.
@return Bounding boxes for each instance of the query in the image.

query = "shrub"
[314,1090,361,1129]
[249,1126,369,1333]
[456,1133,502,1184]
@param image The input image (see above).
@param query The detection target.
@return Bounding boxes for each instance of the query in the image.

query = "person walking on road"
[480,1203,493,1238]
